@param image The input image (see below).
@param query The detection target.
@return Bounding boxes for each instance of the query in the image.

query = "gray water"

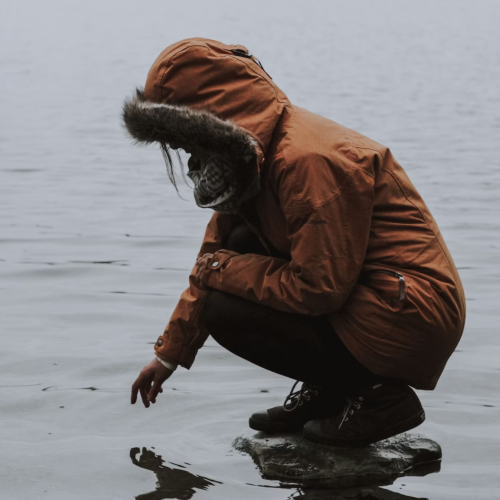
[1,1,499,499]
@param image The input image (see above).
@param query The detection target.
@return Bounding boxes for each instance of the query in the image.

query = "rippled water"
[1,1,499,499]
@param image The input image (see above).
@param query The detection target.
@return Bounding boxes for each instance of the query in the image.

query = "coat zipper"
[365,269,406,300]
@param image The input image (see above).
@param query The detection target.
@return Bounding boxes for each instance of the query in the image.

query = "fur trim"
[122,88,259,163]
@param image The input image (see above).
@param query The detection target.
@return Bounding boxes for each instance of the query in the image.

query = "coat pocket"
[360,269,407,312]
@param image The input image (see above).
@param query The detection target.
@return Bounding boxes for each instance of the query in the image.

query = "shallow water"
[1,1,499,499]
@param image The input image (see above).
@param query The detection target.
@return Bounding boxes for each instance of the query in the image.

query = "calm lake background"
[1,1,499,499]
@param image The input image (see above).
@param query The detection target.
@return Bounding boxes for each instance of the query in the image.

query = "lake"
[1,1,499,498]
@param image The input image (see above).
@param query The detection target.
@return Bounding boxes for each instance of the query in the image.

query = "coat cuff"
[156,355,178,371]
[154,334,201,370]
[154,335,184,366]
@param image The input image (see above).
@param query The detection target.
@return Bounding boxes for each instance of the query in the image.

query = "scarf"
[187,155,242,213]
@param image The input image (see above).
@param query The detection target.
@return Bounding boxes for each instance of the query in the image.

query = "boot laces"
[283,380,319,412]
[338,396,364,429]
[337,383,382,429]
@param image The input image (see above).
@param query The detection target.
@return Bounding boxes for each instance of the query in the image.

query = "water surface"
[1,1,499,498]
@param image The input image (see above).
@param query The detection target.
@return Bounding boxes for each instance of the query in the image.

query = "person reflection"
[130,447,221,500]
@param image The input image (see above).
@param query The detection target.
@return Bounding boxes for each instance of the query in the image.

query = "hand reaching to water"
[131,253,213,409]
[131,358,173,408]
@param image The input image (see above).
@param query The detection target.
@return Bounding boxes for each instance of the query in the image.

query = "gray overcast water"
[1,1,499,499]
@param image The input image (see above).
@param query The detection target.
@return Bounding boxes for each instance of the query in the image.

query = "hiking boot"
[303,383,425,447]
[249,381,344,434]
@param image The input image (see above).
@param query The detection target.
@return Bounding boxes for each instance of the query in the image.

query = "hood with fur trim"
[122,38,291,204]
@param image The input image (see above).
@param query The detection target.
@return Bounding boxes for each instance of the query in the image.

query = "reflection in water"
[285,460,439,499]
[290,486,429,499]
[130,447,222,500]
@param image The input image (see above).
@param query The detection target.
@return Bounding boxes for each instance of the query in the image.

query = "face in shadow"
[130,447,221,500]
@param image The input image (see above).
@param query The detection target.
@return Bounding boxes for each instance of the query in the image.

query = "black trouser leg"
[205,223,380,394]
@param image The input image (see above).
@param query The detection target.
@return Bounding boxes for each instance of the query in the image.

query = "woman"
[124,38,465,447]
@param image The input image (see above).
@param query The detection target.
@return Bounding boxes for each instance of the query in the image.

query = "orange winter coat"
[125,38,465,390]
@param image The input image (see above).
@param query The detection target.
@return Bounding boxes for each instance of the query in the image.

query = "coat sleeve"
[201,165,375,316]
[154,212,236,368]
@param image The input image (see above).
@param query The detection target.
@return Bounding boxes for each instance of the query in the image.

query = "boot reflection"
[290,486,430,499]
[130,447,222,500]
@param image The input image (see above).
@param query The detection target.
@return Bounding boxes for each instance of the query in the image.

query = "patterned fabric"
[187,155,240,213]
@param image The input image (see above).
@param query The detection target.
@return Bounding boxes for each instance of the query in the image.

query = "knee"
[225,224,266,255]
[225,224,253,253]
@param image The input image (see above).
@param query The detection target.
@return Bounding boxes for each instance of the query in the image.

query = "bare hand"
[131,358,173,408]
[195,253,213,289]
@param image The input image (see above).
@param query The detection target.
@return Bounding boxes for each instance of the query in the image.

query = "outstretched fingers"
[131,376,145,405]
[131,358,172,408]
[140,381,151,408]
[131,373,152,408]
[147,377,164,404]
[131,381,139,405]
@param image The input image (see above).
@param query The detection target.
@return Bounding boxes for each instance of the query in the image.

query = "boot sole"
[248,416,302,434]
[303,410,426,447]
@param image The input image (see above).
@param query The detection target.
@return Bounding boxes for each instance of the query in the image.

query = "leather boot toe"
[249,381,343,434]
[249,411,270,426]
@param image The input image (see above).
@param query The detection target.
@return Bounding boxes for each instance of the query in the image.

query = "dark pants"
[204,224,381,395]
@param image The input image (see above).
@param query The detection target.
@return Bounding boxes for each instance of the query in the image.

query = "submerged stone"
[233,432,441,490]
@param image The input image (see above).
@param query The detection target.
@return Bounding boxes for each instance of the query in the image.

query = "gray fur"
[122,88,259,162]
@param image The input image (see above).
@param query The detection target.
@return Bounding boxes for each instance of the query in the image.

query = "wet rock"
[233,432,441,490]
